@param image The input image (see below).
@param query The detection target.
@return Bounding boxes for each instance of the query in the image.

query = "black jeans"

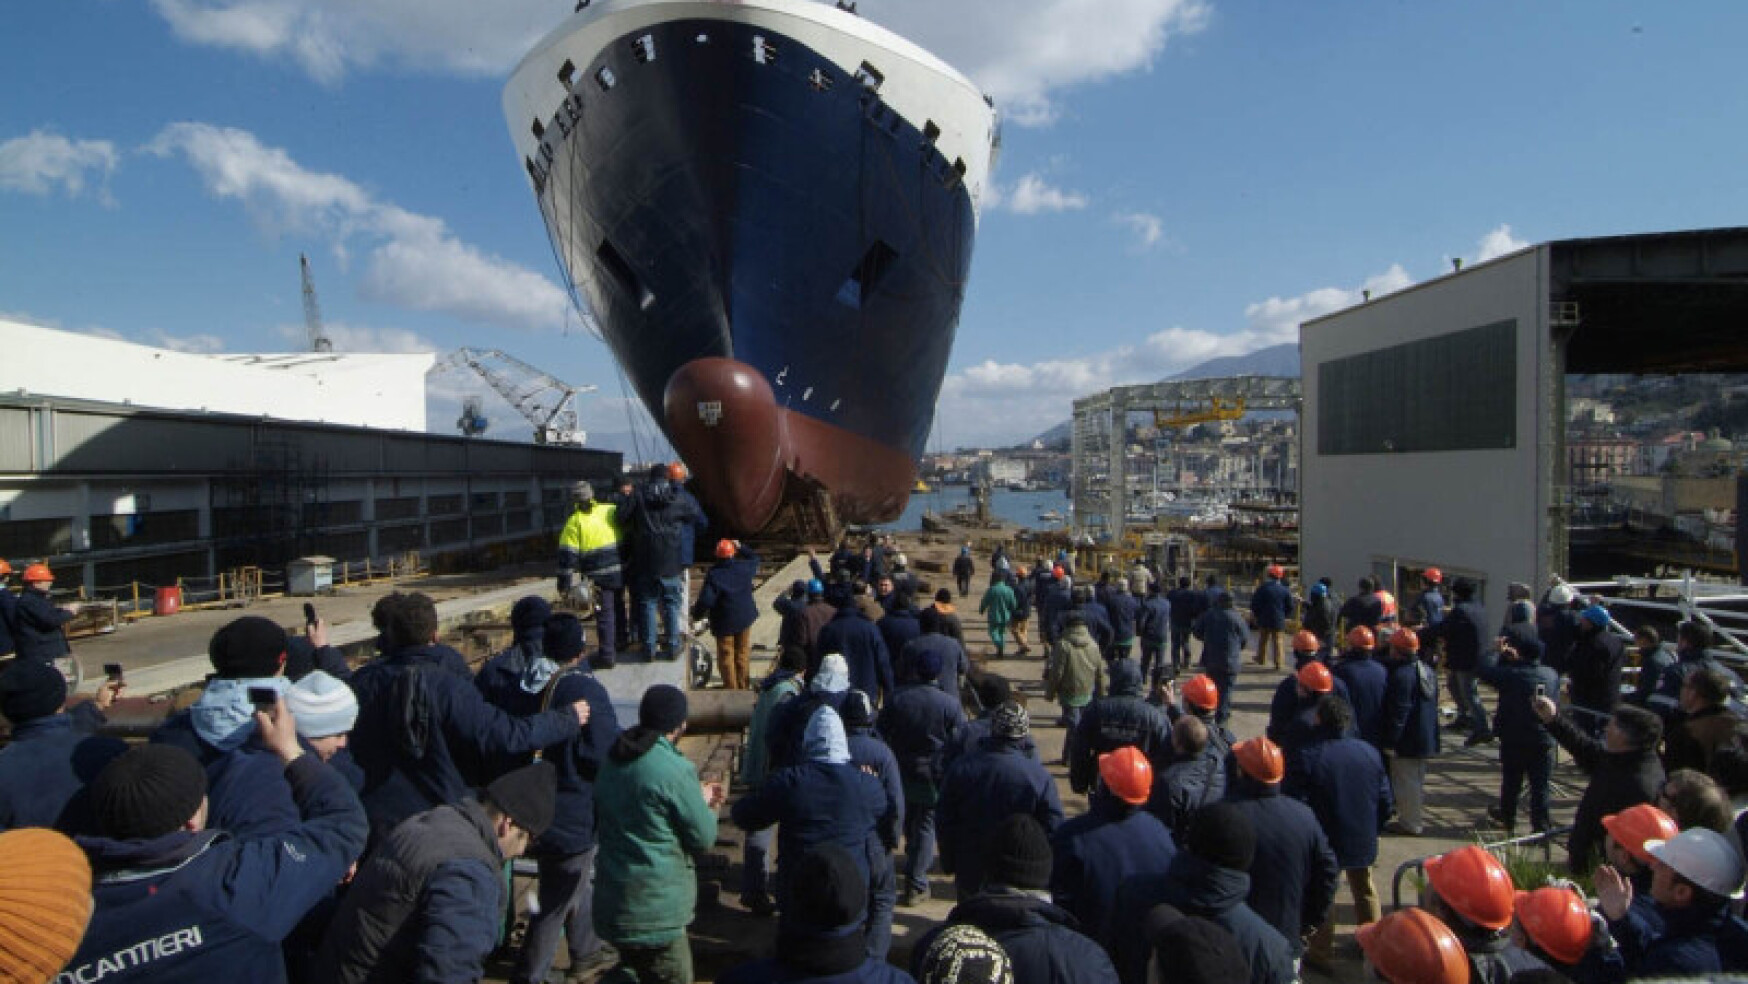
[1499,742,1554,831]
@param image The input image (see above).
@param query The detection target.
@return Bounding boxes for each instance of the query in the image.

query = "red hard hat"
[1355,908,1470,984]
[1423,845,1514,931]
[1513,886,1592,966]
[1052,565,1065,578]
[1098,746,1153,806]
[1423,567,1443,584]
[1296,661,1333,694]
[1601,803,1680,865]
[1181,674,1220,712]
[1266,564,1284,579]
[1291,629,1320,653]
[1346,626,1376,650]
[1233,737,1285,784]
[1390,628,1421,653]
[714,538,736,559]
[22,563,53,583]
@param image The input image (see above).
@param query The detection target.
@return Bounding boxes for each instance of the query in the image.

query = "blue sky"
[3,1,1744,450]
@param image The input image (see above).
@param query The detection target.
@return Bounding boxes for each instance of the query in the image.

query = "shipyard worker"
[1354,909,1470,984]
[1135,581,1171,686]
[1478,626,1559,834]
[1410,567,1446,630]
[1102,578,1139,662]
[1201,573,1228,611]
[980,571,1018,658]
[924,587,967,648]
[616,464,699,660]
[1379,629,1441,836]
[1508,885,1604,981]
[939,703,1064,899]
[150,615,304,839]
[558,480,625,666]
[1336,576,1383,635]
[1008,569,1035,655]
[668,462,708,584]
[821,588,896,706]
[692,538,761,690]
[1625,625,1676,708]
[317,761,556,984]
[945,672,1040,773]
[1248,565,1293,671]
[1426,576,1492,745]
[1298,579,1337,655]
[1332,625,1388,748]
[767,653,856,773]
[1650,619,1744,721]
[1047,612,1108,751]
[1037,569,1072,647]
[1164,577,1202,674]
[1160,674,1231,805]
[1663,664,1741,774]
[73,710,367,984]
[740,644,807,916]
[916,813,1118,984]
[1066,658,1165,793]
[1267,658,1352,767]
[11,562,75,664]
[1566,604,1626,732]
[718,843,915,984]
[470,595,555,775]
[1224,738,1339,962]
[1190,592,1248,725]
[954,545,976,597]
[905,607,969,698]
[1533,692,1663,874]
[879,646,966,907]
[1421,846,1548,984]
[1658,767,1734,833]
[0,560,17,658]
[991,543,1011,575]
[1146,716,1218,840]
[1286,695,1390,974]
[775,578,810,622]
[347,592,587,843]
[880,588,924,669]
[1537,583,1582,676]
[841,690,904,958]
[1110,802,1296,984]
[592,685,724,984]
[0,656,127,831]
[1050,747,1177,950]
[1066,586,1115,657]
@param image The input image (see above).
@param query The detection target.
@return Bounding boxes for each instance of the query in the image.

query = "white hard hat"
[1646,828,1747,899]
[1547,584,1577,606]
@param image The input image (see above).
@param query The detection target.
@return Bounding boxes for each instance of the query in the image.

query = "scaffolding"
[1071,376,1301,542]
[213,438,332,571]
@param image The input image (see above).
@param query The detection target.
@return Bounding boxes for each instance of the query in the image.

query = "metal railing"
[1390,825,1573,911]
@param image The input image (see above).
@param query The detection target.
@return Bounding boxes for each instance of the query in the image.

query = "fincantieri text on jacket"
[58,926,204,982]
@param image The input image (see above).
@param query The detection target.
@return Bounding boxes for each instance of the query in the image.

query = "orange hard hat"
[714,538,736,559]
[1233,737,1285,784]
[1423,845,1514,931]
[1098,746,1153,806]
[1180,674,1220,712]
[1601,803,1680,865]
[1423,567,1443,585]
[1052,565,1065,578]
[22,563,53,583]
[1513,886,1592,966]
[1292,629,1320,653]
[1266,564,1284,579]
[1391,629,1421,653]
[1346,626,1376,650]
[667,461,687,481]
[0,559,10,576]
[1297,661,1333,694]
[1355,908,1470,984]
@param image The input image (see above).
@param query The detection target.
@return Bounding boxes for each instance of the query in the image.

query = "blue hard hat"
[1581,605,1611,629]
[808,579,825,596]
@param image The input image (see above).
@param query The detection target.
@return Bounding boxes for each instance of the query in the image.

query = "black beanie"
[91,745,208,840]
[543,613,586,663]
[512,596,553,638]
[784,843,867,932]
[841,690,875,731]
[0,658,68,723]
[1186,802,1256,872]
[1142,904,1249,984]
[639,684,688,733]
[208,616,288,679]
[985,814,1053,890]
[485,760,558,838]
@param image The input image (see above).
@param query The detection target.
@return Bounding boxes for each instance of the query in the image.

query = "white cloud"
[147,122,571,334]
[144,0,1207,126]
[273,319,435,355]
[1242,264,1413,338]
[148,330,228,353]
[1113,210,1164,248]
[0,130,118,201]
[1002,173,1088,214]
[1474,223,1530,263]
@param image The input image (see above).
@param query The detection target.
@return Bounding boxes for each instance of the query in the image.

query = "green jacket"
[740,672,803,787]
[979,581,1018,627]
[592,733,719,945]
[1044,624,1105,706]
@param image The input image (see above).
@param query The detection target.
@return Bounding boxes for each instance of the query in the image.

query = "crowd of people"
[5,522,1748,984]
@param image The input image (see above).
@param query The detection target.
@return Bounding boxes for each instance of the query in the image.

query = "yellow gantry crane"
[1153,396,1246,431]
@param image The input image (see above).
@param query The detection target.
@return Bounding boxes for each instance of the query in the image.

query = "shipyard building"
[0,319,620,595]
[1300,227,1748,627]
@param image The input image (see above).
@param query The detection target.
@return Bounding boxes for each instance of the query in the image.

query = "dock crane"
[299,254,334,353]
[433,348,596,446]
[1153,396,1246,432]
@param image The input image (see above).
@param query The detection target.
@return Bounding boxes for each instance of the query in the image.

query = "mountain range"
[1026,341,1300,447]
